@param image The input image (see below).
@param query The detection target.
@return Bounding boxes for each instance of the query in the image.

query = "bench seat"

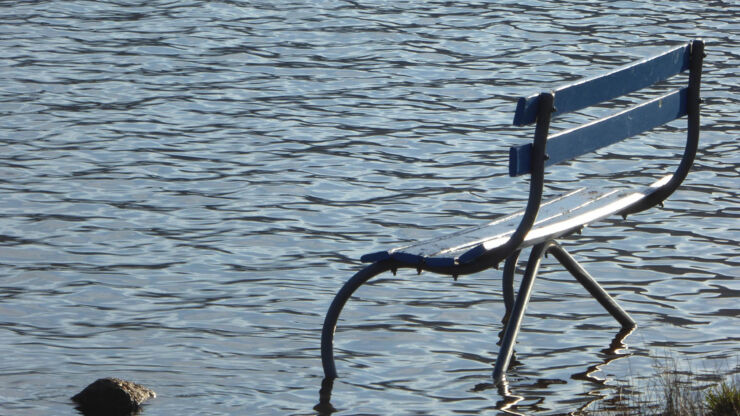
[361,174,672,268]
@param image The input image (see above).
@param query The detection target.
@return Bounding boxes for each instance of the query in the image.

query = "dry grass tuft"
[590,356,739,416]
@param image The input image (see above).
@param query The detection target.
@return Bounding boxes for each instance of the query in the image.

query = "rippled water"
[1,1,738,414]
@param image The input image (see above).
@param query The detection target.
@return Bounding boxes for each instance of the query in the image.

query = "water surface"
[1,1,738,414]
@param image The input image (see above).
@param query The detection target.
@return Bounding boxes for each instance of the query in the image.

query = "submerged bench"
[321,40,705,385]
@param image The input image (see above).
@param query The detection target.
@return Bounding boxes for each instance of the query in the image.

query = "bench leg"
[547,243,636,329]
[321,259,398,379]
[492,242,551,385]
[501,250,521,325]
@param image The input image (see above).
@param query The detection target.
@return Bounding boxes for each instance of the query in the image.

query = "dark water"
[1,1,738,414]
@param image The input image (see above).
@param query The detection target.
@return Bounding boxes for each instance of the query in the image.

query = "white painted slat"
[363,175,672,265]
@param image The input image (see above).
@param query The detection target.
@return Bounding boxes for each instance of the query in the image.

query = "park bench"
[320,40,705,385]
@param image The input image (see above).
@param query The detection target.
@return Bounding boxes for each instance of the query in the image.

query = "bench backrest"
[499,40,704,258]
[509,40,703,176]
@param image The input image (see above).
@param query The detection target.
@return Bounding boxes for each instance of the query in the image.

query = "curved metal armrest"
[495,92,553,259]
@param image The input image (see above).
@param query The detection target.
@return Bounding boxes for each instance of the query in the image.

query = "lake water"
[1,1,738,415]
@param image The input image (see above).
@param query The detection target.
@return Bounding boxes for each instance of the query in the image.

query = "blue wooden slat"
[513,43,690,126]
[509,143,533,177]
[509,87,688,176]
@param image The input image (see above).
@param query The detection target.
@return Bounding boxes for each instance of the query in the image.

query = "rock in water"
[72,377,155,415]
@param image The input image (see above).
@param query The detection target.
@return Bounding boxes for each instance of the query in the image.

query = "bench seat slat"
[361,175,672,267]
[513,44,690,126]
[509,88,688,177]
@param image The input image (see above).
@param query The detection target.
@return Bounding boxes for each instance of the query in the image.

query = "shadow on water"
[74,402,143,416]
[313,327,635,414]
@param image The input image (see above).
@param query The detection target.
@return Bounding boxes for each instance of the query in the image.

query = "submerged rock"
[72,377,155,415]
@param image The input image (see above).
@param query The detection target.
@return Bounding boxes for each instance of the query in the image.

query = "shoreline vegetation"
[589,357,739,416]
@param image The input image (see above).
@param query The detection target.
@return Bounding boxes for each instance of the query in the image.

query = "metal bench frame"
[320,40,704,385]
